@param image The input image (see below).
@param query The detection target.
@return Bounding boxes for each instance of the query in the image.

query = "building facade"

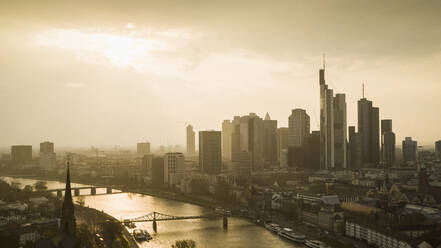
[358,98,380,167]
[137,142,151,155]
[319,68,335,169]
[186,124,196,155]
[288,109,310,147]
[164,152,185,186]
[11,145,32,166]
[199,130,222,174]
[402,137,417,163]
[262,113,278,164]
[333,94,347,169]
[222,120,232,160]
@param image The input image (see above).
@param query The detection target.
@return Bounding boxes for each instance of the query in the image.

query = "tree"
[102,220,122,245]
[77,223,97,248]
[34,181,48,191]
[189,179,209,195]
[214,180,230,203]
[172,239,196,248]
[76,196,86,207]
[23,185,34,193]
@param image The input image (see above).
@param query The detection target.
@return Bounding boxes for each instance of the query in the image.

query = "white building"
[346,221,412,248]
[164,152,185,186]
[39,152,56,171]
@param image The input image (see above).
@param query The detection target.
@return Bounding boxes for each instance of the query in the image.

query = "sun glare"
[36,29,168,67]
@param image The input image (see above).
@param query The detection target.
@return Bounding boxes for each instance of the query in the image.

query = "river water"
[1,177,302,248]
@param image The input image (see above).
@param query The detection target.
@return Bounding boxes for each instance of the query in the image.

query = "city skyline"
[1,0,441,148]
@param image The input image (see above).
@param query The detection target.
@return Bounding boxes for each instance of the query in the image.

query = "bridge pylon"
[153,212,157,233]
[223,213,228,230]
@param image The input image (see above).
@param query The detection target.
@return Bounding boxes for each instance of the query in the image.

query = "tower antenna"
[362,83,365,98]
[323,53,325,70]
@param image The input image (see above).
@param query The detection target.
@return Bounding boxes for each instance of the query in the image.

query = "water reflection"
[1,177,301,248]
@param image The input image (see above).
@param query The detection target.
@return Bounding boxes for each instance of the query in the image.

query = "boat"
[305,240,329,248]
[264,223,281,233]
[278,228,306,243]
[133,229,152,241]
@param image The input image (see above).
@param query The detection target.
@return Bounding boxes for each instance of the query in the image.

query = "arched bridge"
[123,211,228,232]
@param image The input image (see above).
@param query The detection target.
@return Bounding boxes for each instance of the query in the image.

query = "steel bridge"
[123,211,228,232]
[46,186,121,197]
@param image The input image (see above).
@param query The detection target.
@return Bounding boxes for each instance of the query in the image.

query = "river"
[1,176,302,248]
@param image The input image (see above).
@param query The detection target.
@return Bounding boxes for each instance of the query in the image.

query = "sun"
[36,28,167,68]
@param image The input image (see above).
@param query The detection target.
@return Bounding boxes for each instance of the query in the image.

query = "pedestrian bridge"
[46,186,121,197]
[123,211,228,232]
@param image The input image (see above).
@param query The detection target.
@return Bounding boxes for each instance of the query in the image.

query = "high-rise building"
[348,126,363,169]
[199,130,222,174]
[319,67,334,169]
[231,116,241,161]
[39,141,56,170]
[381,119,395,169]
[402,137,417,163]
[137,142,150,155]
[358,98,380,167]
[164,152,185,186]
[333,94,347,169]
[186,125,196,155]
[436,140,441,161]
[222,120,232,160]
[262,113,278,164]
[40,141,54,154]
[141,154,153,174]
[239,113,264,171]
[11,145,32,166]
[276,127,290,166]
[287,131,320,170]
[288,109,310,147]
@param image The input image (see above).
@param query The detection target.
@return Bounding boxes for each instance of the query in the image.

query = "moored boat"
[278,228,306,243]
[264,223,281,233]
[305,239,329,248]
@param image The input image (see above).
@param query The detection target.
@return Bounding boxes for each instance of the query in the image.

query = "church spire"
[61,156,76,237]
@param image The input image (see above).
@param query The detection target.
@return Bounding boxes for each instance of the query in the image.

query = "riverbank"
[75,205,139,248]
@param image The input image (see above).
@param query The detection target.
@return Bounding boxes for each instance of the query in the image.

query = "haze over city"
[1,0,441,148]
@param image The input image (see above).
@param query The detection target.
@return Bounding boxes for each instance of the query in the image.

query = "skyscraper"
[262,113,278,164]
[436,140,441,161]
[239,113,264,171]
[61,160,76,237]
[40,141,54,153]
[199,130,222,174]
[402,137,417,163]
[333,94,347,169]
[186,124,196,155]
[11,145,32,166]
[288,109,310,147]
[222,120,232,160]
[319,66,334,169]
[348,126,363,169]
[137,142,150,155]
[39,141,56,171]
[381,119,395,169]
[231,116,241,162]
[358,97,380,167]
[276,127,290,166]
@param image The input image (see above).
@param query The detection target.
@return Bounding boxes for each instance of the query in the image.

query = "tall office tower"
[39,141,56,171]
[288,109,310,147]
[348,126,362,169]
[435,140,441,160]
[164,152,185,185]
[199,130,222,174]
[186,124,196,155]
[333,94,347,169]
[222,120,233,160]
[277,127,290,166]
[402,137,417,163]
[319,66,335,169]
[231,116,241,161]
[141,154,153,174]
[11,145,32,166]
[358,97,380,167]
[40,141,54,153]
[381,119,395,169]
[239,113,264,171]
[137,142,151,155]
[262,113,278,164]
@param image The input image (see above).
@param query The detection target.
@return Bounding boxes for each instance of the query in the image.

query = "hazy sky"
[1,0,440,148]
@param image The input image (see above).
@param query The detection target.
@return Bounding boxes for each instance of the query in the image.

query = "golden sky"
[1,0,440,147]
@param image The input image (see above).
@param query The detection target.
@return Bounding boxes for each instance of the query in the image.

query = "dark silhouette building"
[151,157,165,187]
[358,97,380,167]
[61,161,76,237]
[262,113,278,164]
[287,131,320,170]
[381,119,395,169]
[435,140,441,161]
[11,145,32,166]
[199,130,222,174]
[402,137,417,163]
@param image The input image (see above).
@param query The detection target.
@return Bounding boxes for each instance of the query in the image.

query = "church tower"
[61,159,76,237]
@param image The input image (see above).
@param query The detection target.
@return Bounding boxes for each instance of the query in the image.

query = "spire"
[323,53,326,70]
[264,112,271,120]
[61,156,76,237]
